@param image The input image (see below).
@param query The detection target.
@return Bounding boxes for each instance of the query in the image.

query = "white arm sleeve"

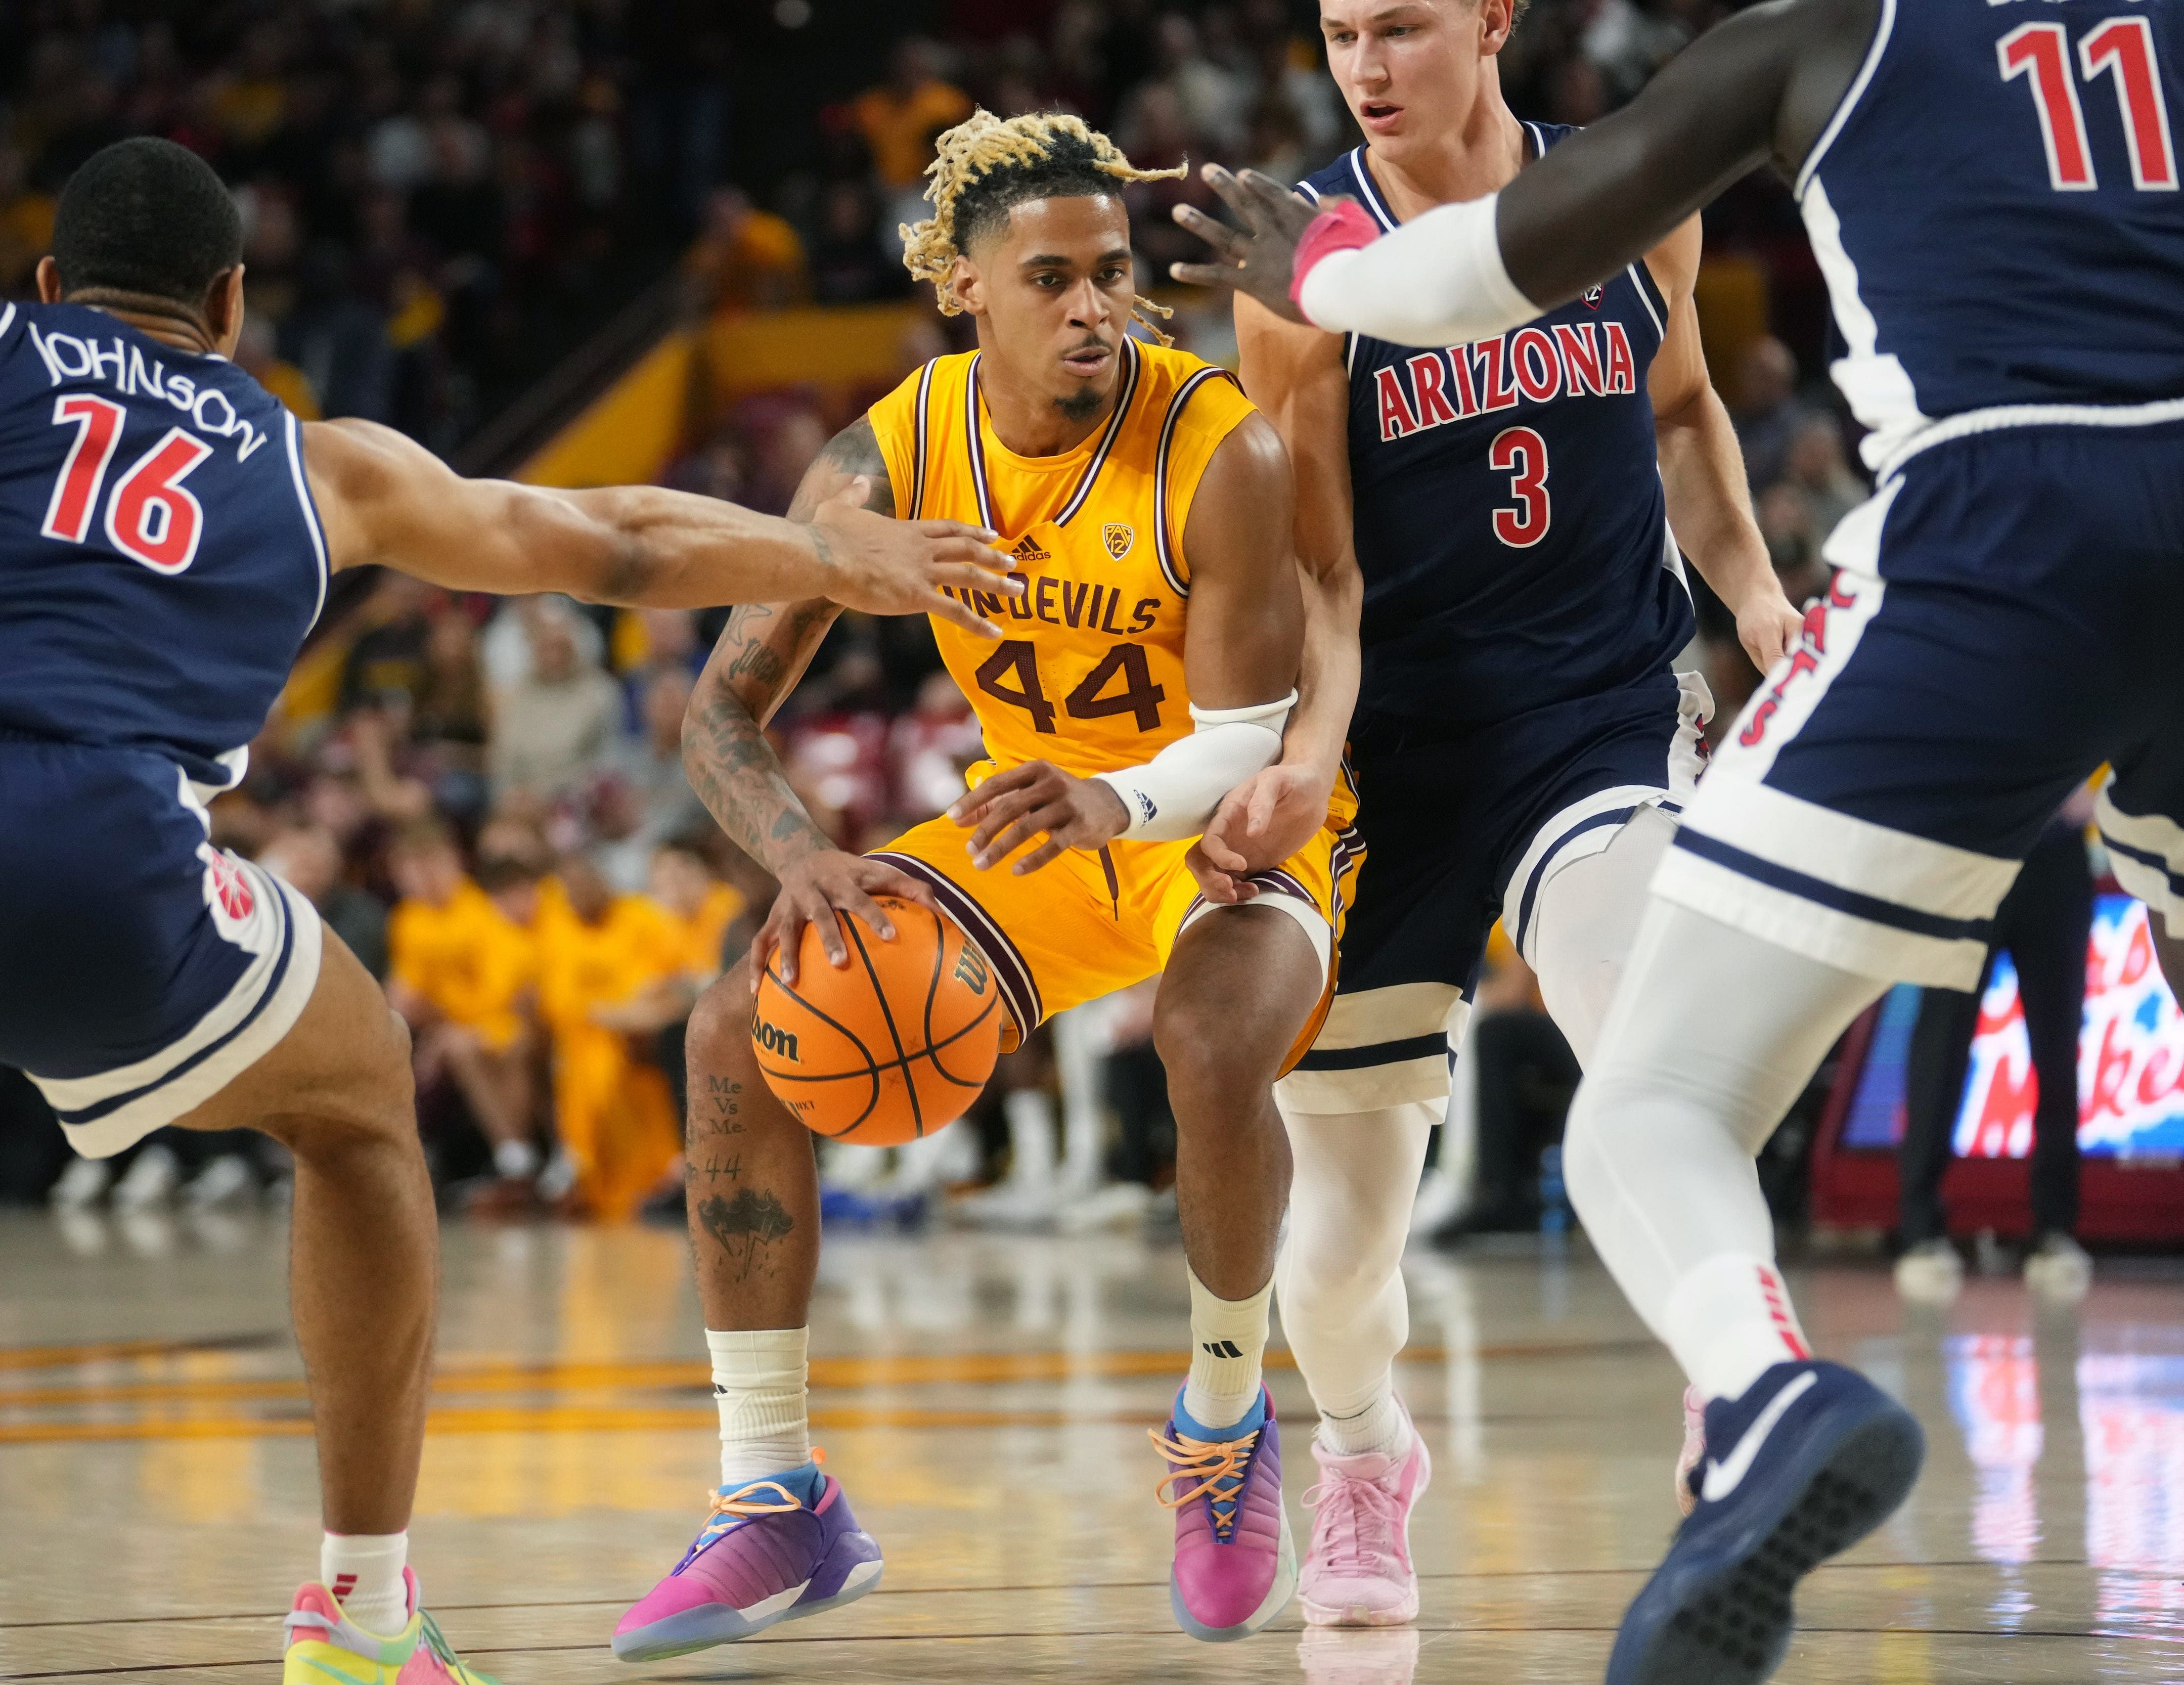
[1296,193,1540,348]
[1093,691,1294,843]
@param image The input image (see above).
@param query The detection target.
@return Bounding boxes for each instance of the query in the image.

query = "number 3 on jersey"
[1490,425,1551,548]
[41,395,214,574]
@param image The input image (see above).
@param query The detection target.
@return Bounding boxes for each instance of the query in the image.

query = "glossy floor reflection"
[2,1212,2181,1682]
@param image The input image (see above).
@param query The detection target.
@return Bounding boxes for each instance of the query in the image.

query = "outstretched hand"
[805,479,1022,639]
[1168,164,1332,325]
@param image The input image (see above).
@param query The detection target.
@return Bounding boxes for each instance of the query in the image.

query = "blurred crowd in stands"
[0,0,715,451]
[0,0,1876,1238]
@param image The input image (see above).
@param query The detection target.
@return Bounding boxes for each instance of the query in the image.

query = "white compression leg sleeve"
[1562,899,1885,1401]
[1526,804,1677,1067]
[1274,1099,1439,1451]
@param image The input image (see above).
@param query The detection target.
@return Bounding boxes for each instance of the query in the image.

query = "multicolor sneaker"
[1298,1405,1431,1626]
[282,1568,497,1685]
[1609,1360,1924,1685]
[611,1456,882,1661]
[1151,1384,1297,1642]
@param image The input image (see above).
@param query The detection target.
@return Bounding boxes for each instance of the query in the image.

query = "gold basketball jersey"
[869,340,1257,778]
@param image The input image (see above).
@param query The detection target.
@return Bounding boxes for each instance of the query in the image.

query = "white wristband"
[1297,192,1539,347]
[1094,691,1295,842]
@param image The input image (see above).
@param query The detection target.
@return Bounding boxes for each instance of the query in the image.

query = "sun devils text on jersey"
[872,339,1250,776]
[861,339,1361,1049]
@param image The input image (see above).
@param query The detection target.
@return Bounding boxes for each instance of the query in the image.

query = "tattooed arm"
[684,415,977,984]
[304,414,1015,627]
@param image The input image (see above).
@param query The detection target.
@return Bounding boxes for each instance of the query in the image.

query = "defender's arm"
[1643,219,1804,673]
[301,415,1014,632]
[679,417,947,981]
[1174,0,1877,340]
[1191,299,1361,890]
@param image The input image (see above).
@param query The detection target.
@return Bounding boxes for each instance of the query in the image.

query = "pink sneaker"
[1674,1384,1706,1517]
[1151,1384,1297,1642]
[1298,1409,1431,1627]
[281,1568,497,1685]
[612,1460,882,1661]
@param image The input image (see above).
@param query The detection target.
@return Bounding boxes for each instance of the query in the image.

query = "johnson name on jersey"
[0,301,327,790]
[1300,128,1694,730]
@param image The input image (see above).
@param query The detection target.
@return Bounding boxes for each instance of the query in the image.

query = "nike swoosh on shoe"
[1701,1369,1818,1503]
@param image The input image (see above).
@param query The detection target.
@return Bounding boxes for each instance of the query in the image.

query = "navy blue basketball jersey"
[1799,0,2184,468]
[1300,129,1692,728]
[0,302,327,789]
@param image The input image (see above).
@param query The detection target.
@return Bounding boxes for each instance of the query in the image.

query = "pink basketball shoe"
[612,1459,882,1661]
[1298,1405,1431,1626]
[1151,1384,1297,1642]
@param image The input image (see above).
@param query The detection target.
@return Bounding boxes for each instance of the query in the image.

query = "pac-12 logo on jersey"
[1582,285,1604,309]
[1103,522,1134,559]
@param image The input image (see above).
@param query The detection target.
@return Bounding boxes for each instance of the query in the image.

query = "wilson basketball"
[751,896,1003,1144]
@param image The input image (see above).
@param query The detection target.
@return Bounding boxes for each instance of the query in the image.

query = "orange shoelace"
[1149,1426,1261,1539]
[694,1447,826,1547]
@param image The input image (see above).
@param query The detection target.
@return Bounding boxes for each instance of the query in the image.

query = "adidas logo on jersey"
[1011,535,1051,563]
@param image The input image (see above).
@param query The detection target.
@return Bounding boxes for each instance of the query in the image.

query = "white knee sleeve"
[1563,899,1884,1398]
[1274,1099,1438,1422]
[1527,803,1677,1066]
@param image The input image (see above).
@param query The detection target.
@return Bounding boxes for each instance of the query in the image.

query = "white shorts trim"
[1276,981,1467,1115]
[1680,780,2018,925]
[1179,876,1333,980]
[2097,786,2184,923]
[1652,840,1992,988]
[1874,394,2184,482]
[35,863,325,1158]
[1502,783,1677,967]
[1499,670,1711,967]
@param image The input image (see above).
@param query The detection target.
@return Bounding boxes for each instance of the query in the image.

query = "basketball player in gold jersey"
[612,112,1356,1660]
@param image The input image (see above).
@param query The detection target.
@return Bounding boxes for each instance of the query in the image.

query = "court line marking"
[0,1337,1659,1388]
[0,1624,2151,1679]
[4,1561,2170,1633]
[0,1339,1661,1416]
[0,1398,1699,1446]
[0,1334,285,1373]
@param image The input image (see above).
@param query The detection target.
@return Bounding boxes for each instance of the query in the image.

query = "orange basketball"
[751,896,1004,1144]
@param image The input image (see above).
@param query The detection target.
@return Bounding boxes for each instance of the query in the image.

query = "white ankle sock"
[321,1531,408,1636]
[1183,1269,1270,1431]
[708,1326,812,1485]
[1664,1253,1813,1402]
[1319,1389,1409,1457]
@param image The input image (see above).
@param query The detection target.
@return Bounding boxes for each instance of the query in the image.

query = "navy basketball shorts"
[0,737,323,1157]
[1277,668,1710,1113]
[1657,420,2184,989]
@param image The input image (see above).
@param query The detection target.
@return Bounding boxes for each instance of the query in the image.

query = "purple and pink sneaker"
[1151,1384,1298,1642]
[611,1457,882,1661]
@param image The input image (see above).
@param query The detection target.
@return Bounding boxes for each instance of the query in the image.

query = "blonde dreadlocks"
[900,109,1185,344]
